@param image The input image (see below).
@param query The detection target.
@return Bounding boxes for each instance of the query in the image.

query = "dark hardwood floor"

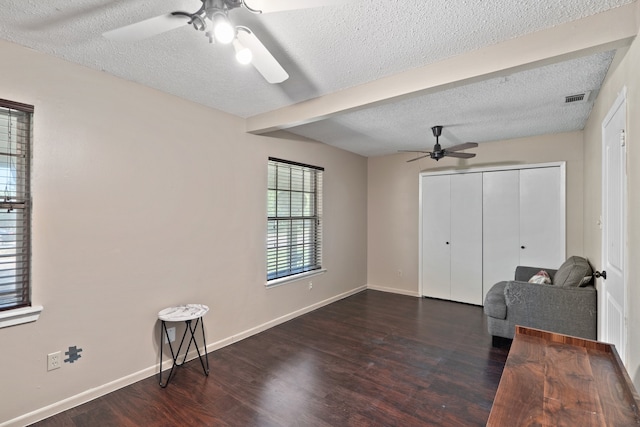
[32,290,510,426]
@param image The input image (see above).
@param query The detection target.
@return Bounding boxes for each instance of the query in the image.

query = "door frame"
[600,87,628,363]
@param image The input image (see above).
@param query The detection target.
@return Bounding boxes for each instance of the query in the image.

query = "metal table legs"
[159,317,209,388]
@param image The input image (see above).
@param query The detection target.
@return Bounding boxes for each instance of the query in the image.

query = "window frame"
[0,98,40,328]
[266,157,324,286]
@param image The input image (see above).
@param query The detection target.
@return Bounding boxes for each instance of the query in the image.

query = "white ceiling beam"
[246,2,638,134]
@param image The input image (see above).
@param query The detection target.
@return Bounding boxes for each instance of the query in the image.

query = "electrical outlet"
[308,282,313,290]
[47,351,61,371]
[164,327,176,344]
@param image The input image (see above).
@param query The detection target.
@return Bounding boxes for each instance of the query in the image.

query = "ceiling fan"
[401,126,478,162]
[103,0,340,84]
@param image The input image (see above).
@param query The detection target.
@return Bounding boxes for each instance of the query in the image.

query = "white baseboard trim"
[1,366,158,427]
[366,284,420,297]
[211,285,367,350]
[2,285,367,427]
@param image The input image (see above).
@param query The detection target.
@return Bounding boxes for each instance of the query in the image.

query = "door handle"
[593,271,607,280]
[521,246,525,249]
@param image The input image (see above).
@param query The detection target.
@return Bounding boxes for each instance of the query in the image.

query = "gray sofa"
[483,256,597,341]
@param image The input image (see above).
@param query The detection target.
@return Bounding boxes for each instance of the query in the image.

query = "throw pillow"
[528,270,552,284]
[554,256,593,287]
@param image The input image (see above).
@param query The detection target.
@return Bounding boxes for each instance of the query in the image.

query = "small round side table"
[158,304,210,388]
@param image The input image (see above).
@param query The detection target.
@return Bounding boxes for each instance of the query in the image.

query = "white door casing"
[601,88,627,364]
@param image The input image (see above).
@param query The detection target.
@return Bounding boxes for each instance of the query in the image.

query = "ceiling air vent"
[564,91,591,104]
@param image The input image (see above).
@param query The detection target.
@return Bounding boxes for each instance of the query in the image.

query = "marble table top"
[158,304,209,322]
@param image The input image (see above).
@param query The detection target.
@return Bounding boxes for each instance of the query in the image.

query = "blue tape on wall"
[64,346,83,363]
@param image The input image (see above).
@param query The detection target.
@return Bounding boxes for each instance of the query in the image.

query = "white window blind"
[0,99,32,311]
[267,158,323,282]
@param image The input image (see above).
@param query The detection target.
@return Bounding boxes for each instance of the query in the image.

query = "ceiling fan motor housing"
[430,141,443,160]
[430,151,445,161]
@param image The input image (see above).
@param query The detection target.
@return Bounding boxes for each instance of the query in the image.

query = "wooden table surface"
[487,326,640,426]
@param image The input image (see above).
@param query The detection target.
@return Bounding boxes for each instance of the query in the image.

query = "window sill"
[266,269,327,289]
[0,305,43,329]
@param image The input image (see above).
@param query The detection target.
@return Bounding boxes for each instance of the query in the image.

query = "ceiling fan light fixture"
[212,12,235,44]
[103,0,293,84]
[233,40,252,64]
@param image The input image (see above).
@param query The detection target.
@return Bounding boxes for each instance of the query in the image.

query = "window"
[267,158,323,283]
[0,99,32,312]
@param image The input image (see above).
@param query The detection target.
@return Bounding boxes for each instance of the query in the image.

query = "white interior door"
[450,173,483,305]
[421,175,451,299]
[601,90,627,363]
[482,170,520,302]
[519,167,564,268]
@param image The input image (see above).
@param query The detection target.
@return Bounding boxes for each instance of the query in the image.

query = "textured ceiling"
[289,50,616,156]
[0,0,636,156]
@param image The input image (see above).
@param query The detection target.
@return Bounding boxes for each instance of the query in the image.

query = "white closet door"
[482,170,520,302]
[421,175,451,299]
[519,167,564,268]
[450,173,483,305]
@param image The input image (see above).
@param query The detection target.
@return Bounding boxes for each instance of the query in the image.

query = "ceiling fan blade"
[407,154,431,163]
[444,152,476,159]
[446,142,478,152]
[103,13,191,41]
[398,150,430,153]
[244,0,344,13]
[237,30,289,84]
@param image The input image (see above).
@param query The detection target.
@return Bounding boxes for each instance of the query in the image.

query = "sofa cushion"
[483,281,508,319]
[554,256,593,287]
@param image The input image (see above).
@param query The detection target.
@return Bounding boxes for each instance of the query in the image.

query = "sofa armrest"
[484,281,508,319]
[504,281,597,340]
[514,266,557,282]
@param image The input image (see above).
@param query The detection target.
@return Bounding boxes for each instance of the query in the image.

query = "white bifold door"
[421,173,483,305]
[421,164,565,306]
[482,166,565,302]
